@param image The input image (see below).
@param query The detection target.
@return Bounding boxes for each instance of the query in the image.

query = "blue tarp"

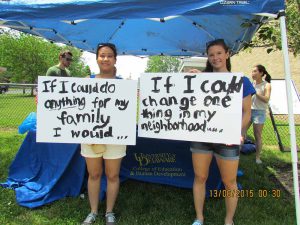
[0,0,285,56]
[1,130,224,208]
[0,130,86,208]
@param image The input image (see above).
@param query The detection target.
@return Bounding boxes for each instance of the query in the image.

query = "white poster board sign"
[269,79,300,114]
[37,76,137,145]
[138,73,244,145]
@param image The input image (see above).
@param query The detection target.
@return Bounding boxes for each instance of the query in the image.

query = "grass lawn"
[0,95,299,225]
[0,129,298,225]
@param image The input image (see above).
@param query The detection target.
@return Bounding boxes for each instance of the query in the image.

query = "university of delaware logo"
[134,153,176,167]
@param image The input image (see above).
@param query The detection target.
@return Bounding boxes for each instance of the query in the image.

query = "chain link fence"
[244,109,300,151]
[269,114,300,150]
[0,83,299,150]
[0,83,37,128]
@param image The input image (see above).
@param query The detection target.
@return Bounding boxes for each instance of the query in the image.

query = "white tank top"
[252,81,268,110]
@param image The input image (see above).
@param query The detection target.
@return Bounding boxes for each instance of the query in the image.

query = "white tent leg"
[279,11,300,225]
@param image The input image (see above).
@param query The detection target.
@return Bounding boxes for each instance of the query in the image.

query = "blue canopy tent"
[1,1,299,223]
[0,0,283,56]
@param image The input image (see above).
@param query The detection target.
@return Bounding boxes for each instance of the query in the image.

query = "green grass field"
[246,117,300,149]
[0,94,36,127]
[0,95,299,225]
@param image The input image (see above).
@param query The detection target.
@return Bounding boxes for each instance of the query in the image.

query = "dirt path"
[271,163,300,196]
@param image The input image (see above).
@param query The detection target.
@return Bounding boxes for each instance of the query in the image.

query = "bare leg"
[105,158,123,213]
[216,157,239,225]
[253,123,264,161]
[192,153,213,222]
[85,157,103,213]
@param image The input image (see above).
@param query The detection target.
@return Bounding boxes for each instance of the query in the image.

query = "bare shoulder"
[266,82,271,89]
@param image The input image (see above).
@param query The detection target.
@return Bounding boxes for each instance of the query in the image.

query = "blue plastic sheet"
[18,112,36,134]
[0,130,86,208]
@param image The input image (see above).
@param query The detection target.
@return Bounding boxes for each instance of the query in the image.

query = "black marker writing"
[42,79,57,93]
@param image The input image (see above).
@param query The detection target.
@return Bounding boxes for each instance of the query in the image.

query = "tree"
[145,56,181,72]
[245,0,300,56]
[0,31,89,85]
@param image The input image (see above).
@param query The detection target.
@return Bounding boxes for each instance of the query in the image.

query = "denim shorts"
[190,142,240,160]
[251,109,266,124]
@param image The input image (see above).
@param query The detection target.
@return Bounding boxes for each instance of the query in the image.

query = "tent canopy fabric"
[0,0,284,19]
[0,0,285,56]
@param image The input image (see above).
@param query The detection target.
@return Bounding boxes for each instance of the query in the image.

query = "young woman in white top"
[247,64,272,164]
[81,43,126,225]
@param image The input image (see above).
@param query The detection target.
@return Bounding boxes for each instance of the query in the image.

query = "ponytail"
[264,72,271,83]
[256,64,271,83]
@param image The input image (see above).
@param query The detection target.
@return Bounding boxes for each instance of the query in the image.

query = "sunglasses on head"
[97,43,116,50]
[96,42,117,58]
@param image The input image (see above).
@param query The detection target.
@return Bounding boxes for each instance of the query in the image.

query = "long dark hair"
[203,39,231,72]
[255,64,271,83]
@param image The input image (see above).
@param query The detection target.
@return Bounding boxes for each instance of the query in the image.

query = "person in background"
[190,39,255,225]
[246,64,272,164]
[35,51,73,104]
[46,50,73,77]
[81,43,125,225]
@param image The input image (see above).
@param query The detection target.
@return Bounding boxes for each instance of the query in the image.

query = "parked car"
[0,84,9,94]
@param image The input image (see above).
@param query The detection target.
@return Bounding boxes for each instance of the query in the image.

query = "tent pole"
[279,10,300,224]
[268,106,284,152]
